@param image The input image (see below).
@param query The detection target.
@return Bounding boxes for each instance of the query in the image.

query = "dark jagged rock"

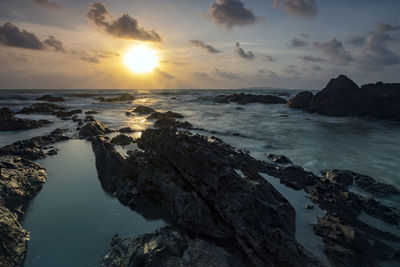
[322,169,399,198]
[79,120,112,139]
[125,112,132,116]
[85,110,99,115]
[147,111,184,120]
[287,91,313,109]
[53,109,82,118]
[97,94,135,103]
[0,129,69,160]
[154,118,193,129]
[133,105,155,115]
[92,128,322,267]
[214,93,287,105]
[314,216,400,266]
[110,135,134,146]
[119,127,135,133]
[47,148,58,156]
[101,227,243,267]
[0,107,51,131]
[0,156,47,266]
[267,153,292,164]
[18,103,66,114]
[288,75,400,120]
[36,95,65,102]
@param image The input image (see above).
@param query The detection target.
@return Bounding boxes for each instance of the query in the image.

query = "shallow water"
[1,89,400,265]
[21,140,166,267]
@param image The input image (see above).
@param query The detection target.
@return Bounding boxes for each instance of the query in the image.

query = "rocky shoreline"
[0,90,399,266]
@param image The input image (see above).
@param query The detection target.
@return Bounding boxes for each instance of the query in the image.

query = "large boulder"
[147,111,184,120]
[133,105,155,115]
[0,107,51,131]
[97,94,135,102]
[101,227,242,267]
[18,103,66,114]
[214,93,287,104]
[287,91,314,109]
[110,135,134,146]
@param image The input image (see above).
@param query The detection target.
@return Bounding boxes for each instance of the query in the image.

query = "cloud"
[193,72,209,79]
[288,37,308,47]
[208,0,258,30]
[0,50,31,62]
[313,38,353,65]
[262,55,277,62]
[234,43,254,60]
[215,68,241,79]
[311,65,322,71]
[274,0,318,18]
[357,32,400,70]
[376,23,400,32]
[298,55,326,62]
[346,36,366,46]
[44,36,66,52]
[300,33,310,38]
[30,0,62,9]
[71,49,101,64]
[0,22,45,50]
[87,2,161,42]
[155,68,175,79]
[190,39,221,53]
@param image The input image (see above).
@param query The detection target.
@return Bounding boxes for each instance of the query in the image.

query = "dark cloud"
[288,37,308,48]
[155,68,175,79]
[215,68,241,79]
[311,65,322,71]
[190,39,221,53]
[313,38,353,65]
[376,23,400,32]
[0,22,45,50]
[71,49,101,64]
[234,43,254,60]
[298,55,326,62]
[274,0,318,18]
[357,32,400,70]
[262,55,277,62]
[193,72,209,79]
[285,65,301,75]
[44,36,66,52]
[300,33,310,38]
[346,36,366,46]
[30,0,62,9]
[87,2,161,42]
[208,0,258,30]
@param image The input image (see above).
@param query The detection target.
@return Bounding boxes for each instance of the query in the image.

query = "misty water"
[1,89,400,265]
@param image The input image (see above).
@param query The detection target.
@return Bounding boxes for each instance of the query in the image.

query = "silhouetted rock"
[214,93,287,104]
[154,118,193,129]
[0,128,69,160]
[36,95,65,102]
[0,107,51,131]
[287,91,313,109]
[288,75,400,120]
[85,110,99,114]
[101,227,243,267]
[133,105,155,115]
[321,169,354,187]
[18,103,66,114]
[79,120,112,139]
[119,127,135,133]
[110,135,134,146]
[147,111,184,120]
[53,109,82,118]
[97,94,135,102]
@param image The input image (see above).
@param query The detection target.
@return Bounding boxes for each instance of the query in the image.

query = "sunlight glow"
[124,46,159,73]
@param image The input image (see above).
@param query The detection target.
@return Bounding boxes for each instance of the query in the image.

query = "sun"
[124,46,159,73]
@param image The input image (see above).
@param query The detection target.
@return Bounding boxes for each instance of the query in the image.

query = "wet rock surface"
[18,103,66,114]
[214,93,288,105]
[0,128,69,160]
[97,94,135,102]
[110,134,134,146]
[154,117,193,129]
[0,156,47,267]
[101,227,243,267]
[0,107,51,131]
[288,75,400,120]
[133,105,155,115]
[79,119,112,139]
[267,153,292,164]
[147,111,184,120]
[118,127,134,133]
[36,95,65,102]
[92,128,322,267]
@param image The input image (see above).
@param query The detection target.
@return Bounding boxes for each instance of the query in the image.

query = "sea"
[0,89,399,266]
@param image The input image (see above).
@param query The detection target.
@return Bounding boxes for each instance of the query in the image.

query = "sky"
[0,0,400,90]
